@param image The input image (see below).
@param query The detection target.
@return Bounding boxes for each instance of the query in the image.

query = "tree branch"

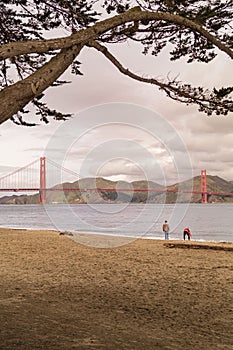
[0,7,232,60]
[89,40,233,115]
[0,44,83,124]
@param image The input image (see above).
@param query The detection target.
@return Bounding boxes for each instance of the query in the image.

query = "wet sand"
[0,228,232,349]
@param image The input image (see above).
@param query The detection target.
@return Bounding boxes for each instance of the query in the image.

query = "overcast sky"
[0,39,232,188]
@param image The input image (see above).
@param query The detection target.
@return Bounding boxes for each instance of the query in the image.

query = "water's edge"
[0,204,232,243]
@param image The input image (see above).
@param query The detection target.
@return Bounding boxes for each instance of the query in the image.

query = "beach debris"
[59,231,74,237]
[164,242,233,252]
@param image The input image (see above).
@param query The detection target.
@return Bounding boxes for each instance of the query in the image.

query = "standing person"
[183,227,192,240]
[162,220,170,240]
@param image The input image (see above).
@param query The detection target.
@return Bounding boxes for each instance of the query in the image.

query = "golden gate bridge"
[0,157,232,204]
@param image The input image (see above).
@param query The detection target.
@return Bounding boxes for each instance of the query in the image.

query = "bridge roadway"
[0,187,232,197]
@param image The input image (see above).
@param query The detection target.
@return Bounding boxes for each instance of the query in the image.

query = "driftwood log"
[164,242,233,252]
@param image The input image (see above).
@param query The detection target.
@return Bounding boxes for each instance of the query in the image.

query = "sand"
[0,228,232,350]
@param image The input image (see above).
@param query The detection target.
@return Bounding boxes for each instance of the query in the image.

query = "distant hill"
[0,175,232,204]
[166,175,233,203]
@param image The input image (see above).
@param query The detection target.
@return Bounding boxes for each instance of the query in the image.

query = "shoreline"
[0,227,233,251]
[0,202,232,244]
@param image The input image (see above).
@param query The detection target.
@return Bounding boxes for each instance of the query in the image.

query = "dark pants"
[183,231,190,240]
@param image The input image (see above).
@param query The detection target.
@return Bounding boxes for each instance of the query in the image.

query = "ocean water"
[0,203,232,243]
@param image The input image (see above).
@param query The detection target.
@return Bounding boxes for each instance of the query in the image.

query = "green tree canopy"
[0,0,232,125]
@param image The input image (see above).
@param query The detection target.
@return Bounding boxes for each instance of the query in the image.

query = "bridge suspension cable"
[46,158,80,179]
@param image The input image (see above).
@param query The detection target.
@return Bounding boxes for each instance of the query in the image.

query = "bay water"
[0,203,232,243]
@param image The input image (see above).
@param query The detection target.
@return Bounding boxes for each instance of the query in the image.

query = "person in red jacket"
[183,227,192,240]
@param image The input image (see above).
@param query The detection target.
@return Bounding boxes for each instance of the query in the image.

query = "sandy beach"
[0,228,232,350]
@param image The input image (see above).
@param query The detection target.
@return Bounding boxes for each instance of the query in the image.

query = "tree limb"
[0,7,232,60]
[89,40,233,115]
[0,44,83,124]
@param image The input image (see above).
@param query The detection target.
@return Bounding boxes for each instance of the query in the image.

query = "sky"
[0,36,233,188]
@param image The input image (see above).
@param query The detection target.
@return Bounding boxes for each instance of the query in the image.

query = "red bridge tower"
[39,157,46,204]
[201,169,207,204]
